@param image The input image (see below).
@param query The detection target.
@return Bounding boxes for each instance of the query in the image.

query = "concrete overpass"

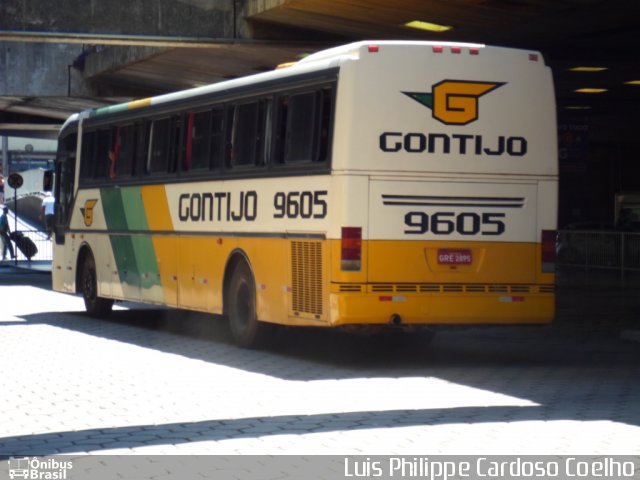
[1,0,639,224]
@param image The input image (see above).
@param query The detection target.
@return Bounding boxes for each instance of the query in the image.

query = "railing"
[2,230,53,262]
[557,230,640,272]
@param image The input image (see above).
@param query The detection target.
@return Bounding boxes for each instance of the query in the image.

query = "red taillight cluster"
[541,230,557,273]
[341,227,362,271]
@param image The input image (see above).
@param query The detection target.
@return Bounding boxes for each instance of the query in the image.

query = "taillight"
[541,230,556,273]
[341,227,362,271]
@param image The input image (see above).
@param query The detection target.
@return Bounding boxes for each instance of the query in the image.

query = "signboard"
[7,172,23,189]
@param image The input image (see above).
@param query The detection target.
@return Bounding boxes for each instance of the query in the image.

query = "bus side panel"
[243,238,290,325]
[177,236,226,312]
[150,235,178,307]
[52,242,76,294]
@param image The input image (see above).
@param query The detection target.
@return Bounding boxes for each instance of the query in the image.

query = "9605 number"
[404,211,506,236]
[273,190,328,219]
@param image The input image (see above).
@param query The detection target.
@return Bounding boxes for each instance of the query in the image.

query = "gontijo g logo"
[81,199,99,227]
[403,80,504,125]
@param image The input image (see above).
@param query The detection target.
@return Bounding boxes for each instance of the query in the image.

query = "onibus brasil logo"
[403,80,505,125]
[8,457,73,479]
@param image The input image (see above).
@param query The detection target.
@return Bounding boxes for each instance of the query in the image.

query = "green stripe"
[101,188,128,231]
[121,187,149,231]
[90,103,130,117]
[100,187,161,293]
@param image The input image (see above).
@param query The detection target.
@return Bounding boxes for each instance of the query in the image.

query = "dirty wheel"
[227,260,267,348]
[81,250,113,318]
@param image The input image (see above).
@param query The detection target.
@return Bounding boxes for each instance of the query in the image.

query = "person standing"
[0,206,15,260]
[41,192,55,239]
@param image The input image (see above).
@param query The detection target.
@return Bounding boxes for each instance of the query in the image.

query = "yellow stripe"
[140,185,178,305]
[141,185,173,231]
[128,98,153,110]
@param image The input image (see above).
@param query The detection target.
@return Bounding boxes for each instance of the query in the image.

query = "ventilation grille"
[291,241,323,316]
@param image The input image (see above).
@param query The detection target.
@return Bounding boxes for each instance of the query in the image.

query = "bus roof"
[298,40,487,64]
[60,40,545,133]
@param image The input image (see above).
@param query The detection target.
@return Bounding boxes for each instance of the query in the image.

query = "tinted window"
[95,129,112,179]
[210,107,225,171]
[116,125,136,177]
[186,111,211,171]
[80,131,96,180]
[274,87,333,165]
[285,92,317,163]
[147,118,172,174]
[230,102,260,167]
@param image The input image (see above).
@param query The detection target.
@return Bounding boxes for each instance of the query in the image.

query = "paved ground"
[0,266,639,457]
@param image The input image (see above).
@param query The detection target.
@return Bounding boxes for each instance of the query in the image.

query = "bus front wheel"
[227,260,267,348]
[80,251,114,318]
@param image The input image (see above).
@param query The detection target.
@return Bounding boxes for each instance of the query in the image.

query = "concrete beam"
[82,46,167,79]
[0,43,85,96]
[0,0,234,39]
[246,0,286,17]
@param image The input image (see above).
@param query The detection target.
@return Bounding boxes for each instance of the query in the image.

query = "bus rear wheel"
[227,260,268,348]
[80,250,114,318]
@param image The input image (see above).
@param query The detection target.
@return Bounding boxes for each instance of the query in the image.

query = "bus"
[51,40,558,347]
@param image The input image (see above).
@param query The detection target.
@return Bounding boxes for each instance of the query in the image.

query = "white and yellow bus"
[51,41,558,347]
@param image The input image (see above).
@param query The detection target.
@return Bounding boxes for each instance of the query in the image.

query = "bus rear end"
[327,41,557,327]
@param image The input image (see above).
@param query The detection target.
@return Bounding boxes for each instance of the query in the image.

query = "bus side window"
[185,111,211,171]
[135,121,149,177]
[232,102,256,167]
[182,113,195,172]
[53,131,77,244]
[317,86,333,163]
[274,95,289,164]
[168,115,183,174]
[210,107,225,172]
[108,127,120,179]
[95,129,112,179]
[116,124,136,178]
[146,118,171,174]
[274,87,332,165]
[285,91,318,163]
[259,98,273,166]
[80,131,96,181]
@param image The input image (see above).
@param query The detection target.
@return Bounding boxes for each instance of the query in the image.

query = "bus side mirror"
[43,170,54,192]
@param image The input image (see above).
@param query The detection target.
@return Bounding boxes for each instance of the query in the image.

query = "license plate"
[437,249,473,265]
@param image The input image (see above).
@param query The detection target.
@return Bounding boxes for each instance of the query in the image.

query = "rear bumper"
[328,286,555,326]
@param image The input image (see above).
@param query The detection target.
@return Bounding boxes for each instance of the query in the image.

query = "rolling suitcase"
[9,231,38,260]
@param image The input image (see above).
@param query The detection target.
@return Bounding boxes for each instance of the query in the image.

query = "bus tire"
[80,250,114,318]
[227,260,267,348]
